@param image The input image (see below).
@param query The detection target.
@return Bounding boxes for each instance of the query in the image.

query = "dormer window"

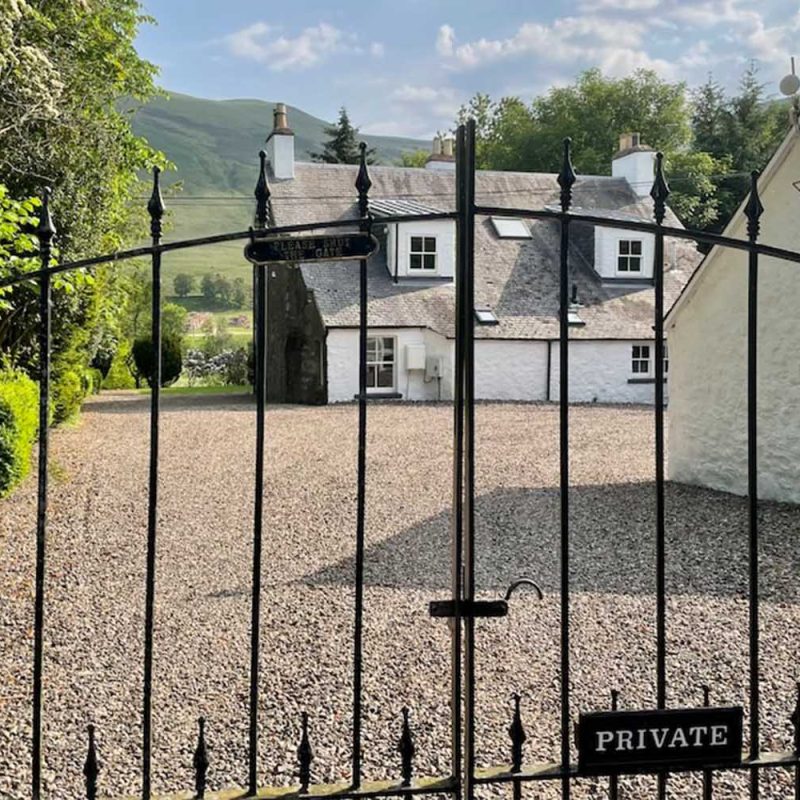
[409,236,437,271]
[617,240,643,274]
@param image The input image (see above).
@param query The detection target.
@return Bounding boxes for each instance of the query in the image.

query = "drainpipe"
[546,339,553,402]
[394,223,399,284]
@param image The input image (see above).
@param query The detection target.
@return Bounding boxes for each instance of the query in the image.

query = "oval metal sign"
[245,232,379,265]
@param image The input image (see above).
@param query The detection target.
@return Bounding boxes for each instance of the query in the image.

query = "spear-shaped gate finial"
[650,152,670,225]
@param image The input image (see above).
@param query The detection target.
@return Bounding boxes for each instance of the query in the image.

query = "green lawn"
[136,384,250,396]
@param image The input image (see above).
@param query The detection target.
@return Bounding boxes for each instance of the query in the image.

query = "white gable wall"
[667,133,800,504]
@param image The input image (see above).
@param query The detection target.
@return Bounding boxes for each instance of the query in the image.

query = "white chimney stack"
[611,131,655,197]
[426,135,456,171]
[266,102,295,180]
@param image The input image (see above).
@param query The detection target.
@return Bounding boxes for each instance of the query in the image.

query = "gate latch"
[428,577,543,619]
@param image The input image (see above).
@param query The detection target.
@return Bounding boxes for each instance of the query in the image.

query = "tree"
[231,277,246,308]
[399,150,430,168]
[311,107,376,164]
[131,334,183,388]
[201,273,216,304]
[456,69,726,230]
[0,1,164,416]
[692,64,789,230]
[173,273,195,297]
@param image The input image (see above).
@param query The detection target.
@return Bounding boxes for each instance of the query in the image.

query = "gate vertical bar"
[744,170,764,800]
[650,154,670,800]
[556,139,576,798]
[352,141,372,789]
[32,187,55,800]
[249,150,270,795]
[142,168,164,800]
[462,118,477,800]
[450,123,467,800]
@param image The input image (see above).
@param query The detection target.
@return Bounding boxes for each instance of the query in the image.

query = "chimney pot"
[267,102,295,179]
[442,138,454,157]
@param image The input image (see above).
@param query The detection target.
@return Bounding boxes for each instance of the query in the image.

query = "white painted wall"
[594,227,655,280]
[267,133,295,180]
[386,219,456,279]
[612,150,656,197]
[474,340,549,400]
[326,327,453,402]
[667,134,800,503]
[328,332,662,405]
[549,340,664,404]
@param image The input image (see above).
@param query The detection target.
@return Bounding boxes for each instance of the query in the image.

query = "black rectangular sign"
[577,706,743,775]
[245,233,378,265]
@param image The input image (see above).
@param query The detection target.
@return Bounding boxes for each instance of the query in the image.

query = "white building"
[262,107,701,406]
[666,122,800,504]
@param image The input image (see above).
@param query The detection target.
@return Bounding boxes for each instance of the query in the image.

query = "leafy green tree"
[311,107,376,164]
[231,277,246,308]
[201,273,216,304]
[173,273,195,297]
[456,69,727,229]
[0,0,164,416]
[399,150,430,168]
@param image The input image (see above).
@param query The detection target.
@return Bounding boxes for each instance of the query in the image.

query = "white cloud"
[436,24,456,57]
[579,0,659,9]
[436,19,676,79]
[370,42,385,58]
[225,22,357,71]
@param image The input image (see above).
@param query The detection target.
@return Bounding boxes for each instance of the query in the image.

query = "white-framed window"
[617,239,643,274]
[409,235,437,271]
[631,344,651,375]
[631,343,668,377]
[367,336,395,391]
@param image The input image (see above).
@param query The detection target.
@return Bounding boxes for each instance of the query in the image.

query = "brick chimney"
[611,132,655,197]
[266,102,295,180]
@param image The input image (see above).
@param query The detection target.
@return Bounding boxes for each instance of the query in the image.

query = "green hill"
[129,92,428,289]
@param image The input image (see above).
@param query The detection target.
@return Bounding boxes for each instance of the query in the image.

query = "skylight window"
[474,307,499,325]
[491,218,532,239]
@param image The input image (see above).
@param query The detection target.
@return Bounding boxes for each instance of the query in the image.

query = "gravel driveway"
[1,393,799,800]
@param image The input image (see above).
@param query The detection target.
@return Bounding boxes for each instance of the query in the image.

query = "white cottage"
[666,121,800,504]
[261,106,701,406]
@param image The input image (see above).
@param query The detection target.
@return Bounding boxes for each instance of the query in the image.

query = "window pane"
[619,241,630,255]
[618,257,628,271]
[629,258,641,271]
[377,364,393,388]
[641,346,650,358]
[411,236,423,252]
[382,337,394,356]
[410,254,422,269]
[631,241,642,254]
[367,364,377,388]
[367,338,377,359]
[424,254,436,269]
[424,237,436,252]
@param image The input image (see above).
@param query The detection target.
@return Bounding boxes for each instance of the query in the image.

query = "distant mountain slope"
[131,92,428,195]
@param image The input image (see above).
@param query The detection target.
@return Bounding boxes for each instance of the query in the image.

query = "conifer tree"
[311,107,376,164]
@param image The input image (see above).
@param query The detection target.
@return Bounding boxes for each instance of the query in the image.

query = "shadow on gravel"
[305,482,800,600]
[84,391,255,414]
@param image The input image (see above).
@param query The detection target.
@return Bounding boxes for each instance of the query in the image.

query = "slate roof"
[267,162,701,340]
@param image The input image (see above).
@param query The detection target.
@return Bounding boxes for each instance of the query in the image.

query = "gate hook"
[504,577,544,601]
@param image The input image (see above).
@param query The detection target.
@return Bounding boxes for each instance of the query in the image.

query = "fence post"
[32,186,56,800]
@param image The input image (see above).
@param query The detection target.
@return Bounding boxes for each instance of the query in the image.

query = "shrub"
[84,368,104,395]
[103,340,136,390]
[0,368,39,498]
[51,368,84,424]
[132,334,183,388]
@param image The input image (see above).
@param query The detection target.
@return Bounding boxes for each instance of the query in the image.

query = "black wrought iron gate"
[5,121,800,800]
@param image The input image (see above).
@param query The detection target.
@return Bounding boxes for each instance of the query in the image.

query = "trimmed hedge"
[0,369,39,499]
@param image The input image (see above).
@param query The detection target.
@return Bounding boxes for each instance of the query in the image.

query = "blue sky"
[136,0,800,139]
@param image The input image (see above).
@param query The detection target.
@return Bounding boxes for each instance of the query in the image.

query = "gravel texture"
[1,393,799,800]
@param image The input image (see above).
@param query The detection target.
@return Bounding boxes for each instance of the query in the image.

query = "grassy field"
[129,91,428,290]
